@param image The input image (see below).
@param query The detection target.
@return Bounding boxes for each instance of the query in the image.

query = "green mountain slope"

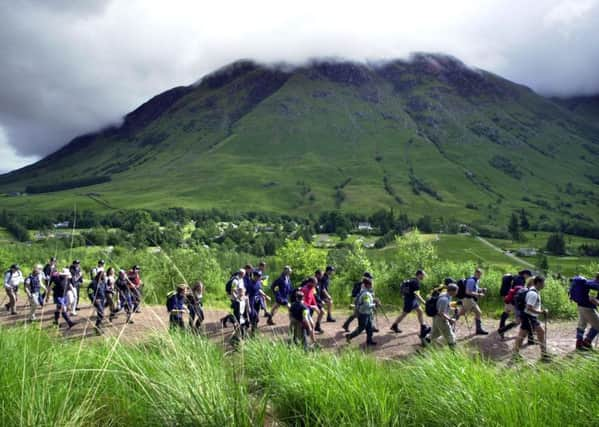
[1,54,598,226]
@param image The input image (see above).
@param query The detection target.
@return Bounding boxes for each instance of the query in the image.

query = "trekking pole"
[544,311,548,352]
[377,303,390,323]
[464,312,472,334]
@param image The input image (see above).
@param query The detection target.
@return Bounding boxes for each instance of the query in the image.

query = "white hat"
[59,268,72,278]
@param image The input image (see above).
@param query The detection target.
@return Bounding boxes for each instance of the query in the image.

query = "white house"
[357,222,373,231]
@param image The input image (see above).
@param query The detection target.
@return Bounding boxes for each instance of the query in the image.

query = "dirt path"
[0,299,587,363]
[476,236,536,269]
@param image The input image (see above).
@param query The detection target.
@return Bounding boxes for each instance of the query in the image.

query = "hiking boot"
[540,353,552,363]
[67,322,76,330]
[390,324,402,334]
[94,326,103,335]
[420,325,432,337]
[345,334,352,343]
[475,328,489,336]
[366,341,377,346]
[267,317,275,326]
[315,327,324,335]
[342,322,350,332]
[372,327,380,333]
[221,318,228,328]
[326,316,336,323]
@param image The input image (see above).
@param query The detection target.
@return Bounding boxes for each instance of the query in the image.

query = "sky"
[1,0,598,173]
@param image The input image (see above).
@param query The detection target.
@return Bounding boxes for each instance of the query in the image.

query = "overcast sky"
[1,0,598,173]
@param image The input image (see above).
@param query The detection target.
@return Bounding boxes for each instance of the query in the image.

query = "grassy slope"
[1,58,598,226]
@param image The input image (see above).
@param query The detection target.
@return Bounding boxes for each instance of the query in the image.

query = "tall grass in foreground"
[244,340,599,427]
[0,327,263,426]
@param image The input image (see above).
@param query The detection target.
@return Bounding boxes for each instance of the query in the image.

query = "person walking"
[301,277,324,334]
[24,265,45,321]
[41,257,57,306]
[91,270,108,334]
[69,260,84,312]
[116,270,134,324]
[187,281,204,333]
[569,273,599,351]
[513,276,550,362]
[319,266,336,322]
[427,282,459,349]
[390,270,431,340]
[268,266,293,325]
[342,272,373,332]
[458,268,489,335]
[345,277,379,346]
[498,270,532,340]
[127,265,143,313]
[289,290,316,350]
[50,268,75,329]
[221,269,245,328]
[4,264,23,315]
[105,267,118,322]
[167,284,187,330]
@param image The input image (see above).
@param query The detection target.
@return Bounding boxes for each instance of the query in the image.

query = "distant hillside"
[1,54,599,230]
[552,95,599,124]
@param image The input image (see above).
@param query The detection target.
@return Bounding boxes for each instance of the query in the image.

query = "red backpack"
[504,285,523,305]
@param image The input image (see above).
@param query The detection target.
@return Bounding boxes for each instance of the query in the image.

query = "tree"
[519,208,530,231]
[546,233,566,255]
[276,238,327,284]
[508,213,522,241]
[394,230,438,280]
[537,254,549,274]
[416,215,433,233]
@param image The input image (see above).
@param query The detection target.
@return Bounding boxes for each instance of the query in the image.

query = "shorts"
[54,296,67,306]
[461,298,480,314]
[577,306,599,331]
[520,313,540,333]
[276,297,289,305]
[403,298,419,314]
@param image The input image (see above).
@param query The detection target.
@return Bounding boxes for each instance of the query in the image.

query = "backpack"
[456,279,467,299]
[500,274,514,297]
[165,290,177,310]
[400,279,415,297]
[425,291,440,317]
[225,276,235,295]
[87,280,97,302]
[568,276,588,304]
[514,288,533,312]
[504,285,523,305]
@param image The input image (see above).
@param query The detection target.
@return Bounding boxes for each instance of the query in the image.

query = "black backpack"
[500,274,514,297]
[87,280,97,302]
[456,279,467,299]
[225,276,235,295]
[165,290,176,310]
[514,288,532,311]
[425,291,440,317]
[400,279,415,297]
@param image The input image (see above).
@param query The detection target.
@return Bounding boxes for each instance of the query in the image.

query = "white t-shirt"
[4,270,23,289]
[232,277,245,296]
[524,287,541,317]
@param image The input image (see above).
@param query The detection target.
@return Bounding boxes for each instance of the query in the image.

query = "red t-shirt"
[302,285,318,308]
[127,271,141,288]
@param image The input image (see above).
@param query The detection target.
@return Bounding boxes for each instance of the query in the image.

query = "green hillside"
[1,54,598,228]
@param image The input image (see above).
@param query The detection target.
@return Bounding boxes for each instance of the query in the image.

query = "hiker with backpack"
[116,270,134,324]
[105,267,119,322]
[247,270,272,333]
[569,273,599,351]
[268,266,293,326]
[390,270,431,342]
[167,284,188,330]
[187,281,204,333]
[221,269,245,328]
[24,265,45,321]
[513,276,550,362]
[342,272,374,332]
[345,277,379,346]
[41,257,57,306]
[231,285,250,343]
[4,264,23,315]
[319,266,336,323]
[498,270,532,340]
[425,280,459,348]
[301,277,325,334]
[90,270,109,334]
[49,268,75,329]
[127,265,143,313]
[289,289,316,350]
[456,269,489,335]
[69,259,84,313]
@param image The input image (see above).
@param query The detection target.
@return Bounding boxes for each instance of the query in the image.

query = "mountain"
[552,95,599,124]
[1,54,599,228]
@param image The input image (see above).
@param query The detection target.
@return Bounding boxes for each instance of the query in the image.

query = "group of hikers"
[2,258,144,333]
[4,258,599,360]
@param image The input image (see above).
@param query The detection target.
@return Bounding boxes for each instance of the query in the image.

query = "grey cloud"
[0,0,598,171]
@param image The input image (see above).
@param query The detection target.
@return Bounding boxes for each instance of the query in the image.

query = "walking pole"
[544,311,549,355]
[377,303,390,323]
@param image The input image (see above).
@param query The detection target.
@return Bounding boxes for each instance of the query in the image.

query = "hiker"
[247,270,271,333]
[221,269,245,328]
[345,277,379,346]
[319,265,336,323]
[301,277,324,334]
[426,281,459,348]
[90,270,108,334]
[187,281,204,333]
[69,259,84,313]
[4,264,23,315]
[498,270,532,340]
[513,276,550,361]
[458,268,489,335]
[167,284,188,330]
[41,257,57,306]
[268,266,293,325]
[24,265,45,321]
[342,272,374,332]
[105,267,119,322]
[127,265,143,313]
[91,259,105,280]
[116,270,134,323]
[390,270,432,341]
[258,261,267,276]
[569,274,599,351]
[289,289,316,350]
[231,286,250,343]
[50,268,75,329]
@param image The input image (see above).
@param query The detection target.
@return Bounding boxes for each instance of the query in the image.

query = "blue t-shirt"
[570,277,599,308]
[272,274,292,302]
[465,277,479,296]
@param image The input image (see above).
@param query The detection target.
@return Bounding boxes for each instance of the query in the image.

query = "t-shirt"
[70,266,83,286]
[318,274,331,300]
[4,270,23,289]
[232,277,245,296]
[524,287,541,317]
[246,279,263,302]
[167,293,186,313]
[301,285,318,308]
[465,277,479,298]
[127,271,141,287]
[272,274,292,301]
[436,293,451,316]
[404,279,420,302]
[357,289,376,315]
